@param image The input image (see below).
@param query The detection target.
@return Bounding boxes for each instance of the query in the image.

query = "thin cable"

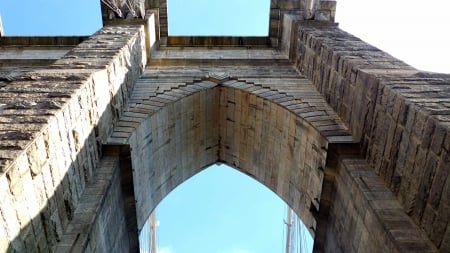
[101,0,123,17]
[125,0,137,17]
[282,205,286,253]
[296,215,300,253]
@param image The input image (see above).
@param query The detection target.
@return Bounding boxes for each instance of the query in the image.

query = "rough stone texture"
[108,62,353,234]
[326,158,438,252]
[1,5,448,253]
[0,37,86,94]
[292,21,450,252]
[0,24,146,252]
[54,156,131,253]
[0,49,71,61]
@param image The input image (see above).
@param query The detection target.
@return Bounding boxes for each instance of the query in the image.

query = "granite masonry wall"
[325,158,437,252]
[0,24,146,252]
[1,11,448,253]
[292,21,450,251]
[54,156,130,252]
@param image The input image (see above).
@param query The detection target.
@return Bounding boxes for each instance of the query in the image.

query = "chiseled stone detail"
[109,65,351,144]
[206,72,230,83]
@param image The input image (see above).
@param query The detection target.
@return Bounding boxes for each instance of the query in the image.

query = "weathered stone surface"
[0,23,146,252]
[121,67,348,232]
[326,158,438,252]
[1,4,448,253]
[292,20,450,251]
[54,156,132,253]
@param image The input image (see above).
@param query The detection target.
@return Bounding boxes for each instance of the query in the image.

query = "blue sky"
[0,0,102,35]
[167,0,270,36]
[155,165,300,253]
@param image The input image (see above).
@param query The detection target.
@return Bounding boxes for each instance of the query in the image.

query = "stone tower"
[1,1,449,252]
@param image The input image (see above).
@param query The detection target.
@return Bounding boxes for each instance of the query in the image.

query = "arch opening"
[126,83,331,243]
[138,164,314,253]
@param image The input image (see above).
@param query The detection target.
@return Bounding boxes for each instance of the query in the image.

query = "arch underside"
[107,64,353,237]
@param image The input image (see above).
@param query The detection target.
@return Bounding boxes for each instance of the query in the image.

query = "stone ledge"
[0,36,87,46]
[329,158,439,253]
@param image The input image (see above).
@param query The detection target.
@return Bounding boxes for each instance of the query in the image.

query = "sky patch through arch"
[154,164,313,253]
[167,0,270,36]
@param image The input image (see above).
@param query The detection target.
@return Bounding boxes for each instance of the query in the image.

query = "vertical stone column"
[54,145,137,253]
[0,15,4,37]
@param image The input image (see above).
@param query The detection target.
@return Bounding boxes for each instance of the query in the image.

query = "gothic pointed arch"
[107,67,354,238]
